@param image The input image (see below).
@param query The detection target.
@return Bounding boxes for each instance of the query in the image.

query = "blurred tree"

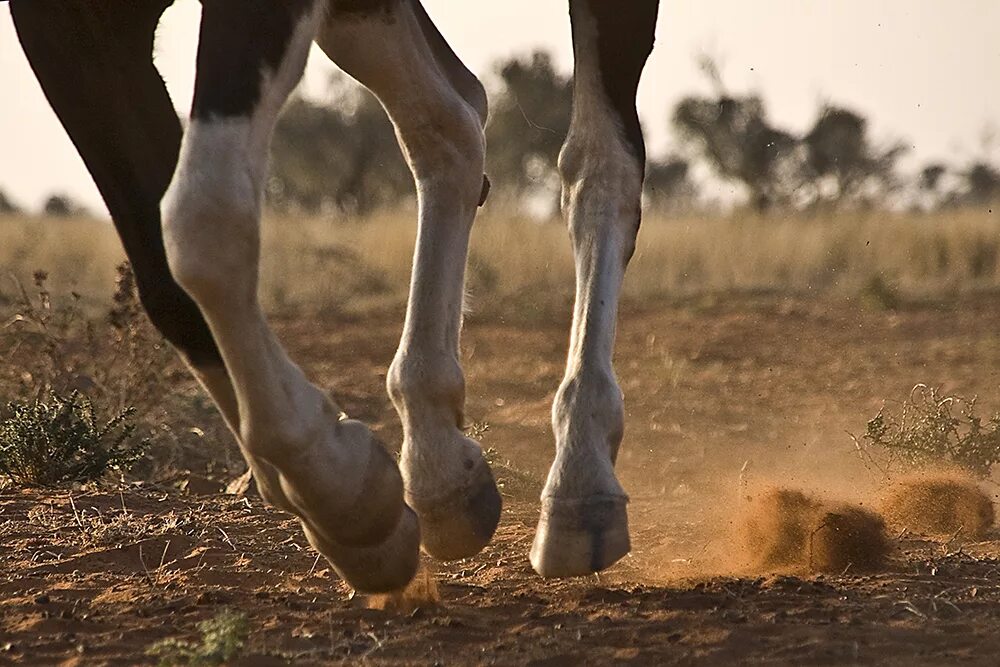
[268,50,695,218]
[269,74,412,215]
[270,53,578,218]
[964,161,1000,206]
[673,93,800,212]
[484,51,572,212]
[644,156,697,213]
[919,163,947,192]
[802,105,907,209]
[42,193,79,217]
[914,162,954,211]
[0,188,22,215]
[268,50,961,218]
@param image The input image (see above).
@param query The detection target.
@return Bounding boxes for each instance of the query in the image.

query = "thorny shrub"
[0,391,147,487]
[1,265,237,482]
[854,384,1000,478]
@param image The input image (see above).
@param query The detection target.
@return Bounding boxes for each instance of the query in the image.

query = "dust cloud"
[615,445,995,585]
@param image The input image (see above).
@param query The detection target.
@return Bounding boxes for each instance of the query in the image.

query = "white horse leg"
[317,0,500,560]
[531,0,660,577]
[161,0,419,593]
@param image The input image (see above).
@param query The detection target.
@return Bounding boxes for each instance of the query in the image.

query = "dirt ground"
[4,295,1000,665]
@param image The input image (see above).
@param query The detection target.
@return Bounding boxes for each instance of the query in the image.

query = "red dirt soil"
[4,296,1000,664]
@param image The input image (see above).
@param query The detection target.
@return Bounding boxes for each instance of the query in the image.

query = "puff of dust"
[365,566,440,614]
[879,472,995,539]
[739,487,891,574]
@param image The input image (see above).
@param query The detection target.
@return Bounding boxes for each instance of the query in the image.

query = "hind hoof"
[304,505,421,594]
[530,494,630,578]
[410,457,502,561]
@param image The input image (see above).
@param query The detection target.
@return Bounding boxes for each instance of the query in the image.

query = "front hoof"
[411,457,502,561]
[305,505,421,594]
[530,494,630,578]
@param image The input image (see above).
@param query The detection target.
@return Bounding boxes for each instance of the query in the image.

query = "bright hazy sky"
[1,0,997,214]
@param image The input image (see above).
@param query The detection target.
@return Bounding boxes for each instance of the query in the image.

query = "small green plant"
[853,384,1000,478]
[858,273,901,311]
[147,610,249,666]
[0,391,147,487]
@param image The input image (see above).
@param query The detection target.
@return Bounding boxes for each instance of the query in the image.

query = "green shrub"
[859,273,901,311]
[4,264,238,484]
[147,610,249,666]
[854,384,1000,478]
[0,391,147,487]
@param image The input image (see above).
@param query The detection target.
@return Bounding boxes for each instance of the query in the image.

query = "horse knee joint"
[161,122,261,303]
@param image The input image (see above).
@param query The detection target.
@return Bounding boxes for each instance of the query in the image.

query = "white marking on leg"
[161,1,418,591]
[189,362,293,508]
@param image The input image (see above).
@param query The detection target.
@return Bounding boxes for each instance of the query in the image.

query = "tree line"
[268,51,998,217]
[4,50,997,218]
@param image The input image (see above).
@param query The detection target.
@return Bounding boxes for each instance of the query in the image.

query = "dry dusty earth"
[4,296,1000,665]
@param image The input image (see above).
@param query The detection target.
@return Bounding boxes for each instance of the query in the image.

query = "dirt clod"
[366,566,440,614]
[740,487,891,574]
[879,473,995,539]
[741,488,821,569]
[809,504,891,574]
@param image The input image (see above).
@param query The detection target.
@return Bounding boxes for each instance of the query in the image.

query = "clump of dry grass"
[0,214,125,312]
[3,265,173,413]
[739,487,891,574]
[879,472,995,539]
[260,206,1000,314]
[483,444,544,499]
[28,499,199,550]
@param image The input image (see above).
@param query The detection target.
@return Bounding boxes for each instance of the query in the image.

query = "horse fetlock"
[553,370,626,459]
[387,353,466,421]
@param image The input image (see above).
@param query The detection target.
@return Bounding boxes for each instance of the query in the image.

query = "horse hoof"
[411,456,502,561]
[305,504,421,594]
[529,494,630,578]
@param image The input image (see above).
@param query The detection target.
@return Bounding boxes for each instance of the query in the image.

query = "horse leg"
[531,0,660,577]
[161,0,418,592]
[316,0,500,561]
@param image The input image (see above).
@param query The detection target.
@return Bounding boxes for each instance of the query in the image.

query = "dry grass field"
[2,208,1000,664]
[3,207,999,317]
